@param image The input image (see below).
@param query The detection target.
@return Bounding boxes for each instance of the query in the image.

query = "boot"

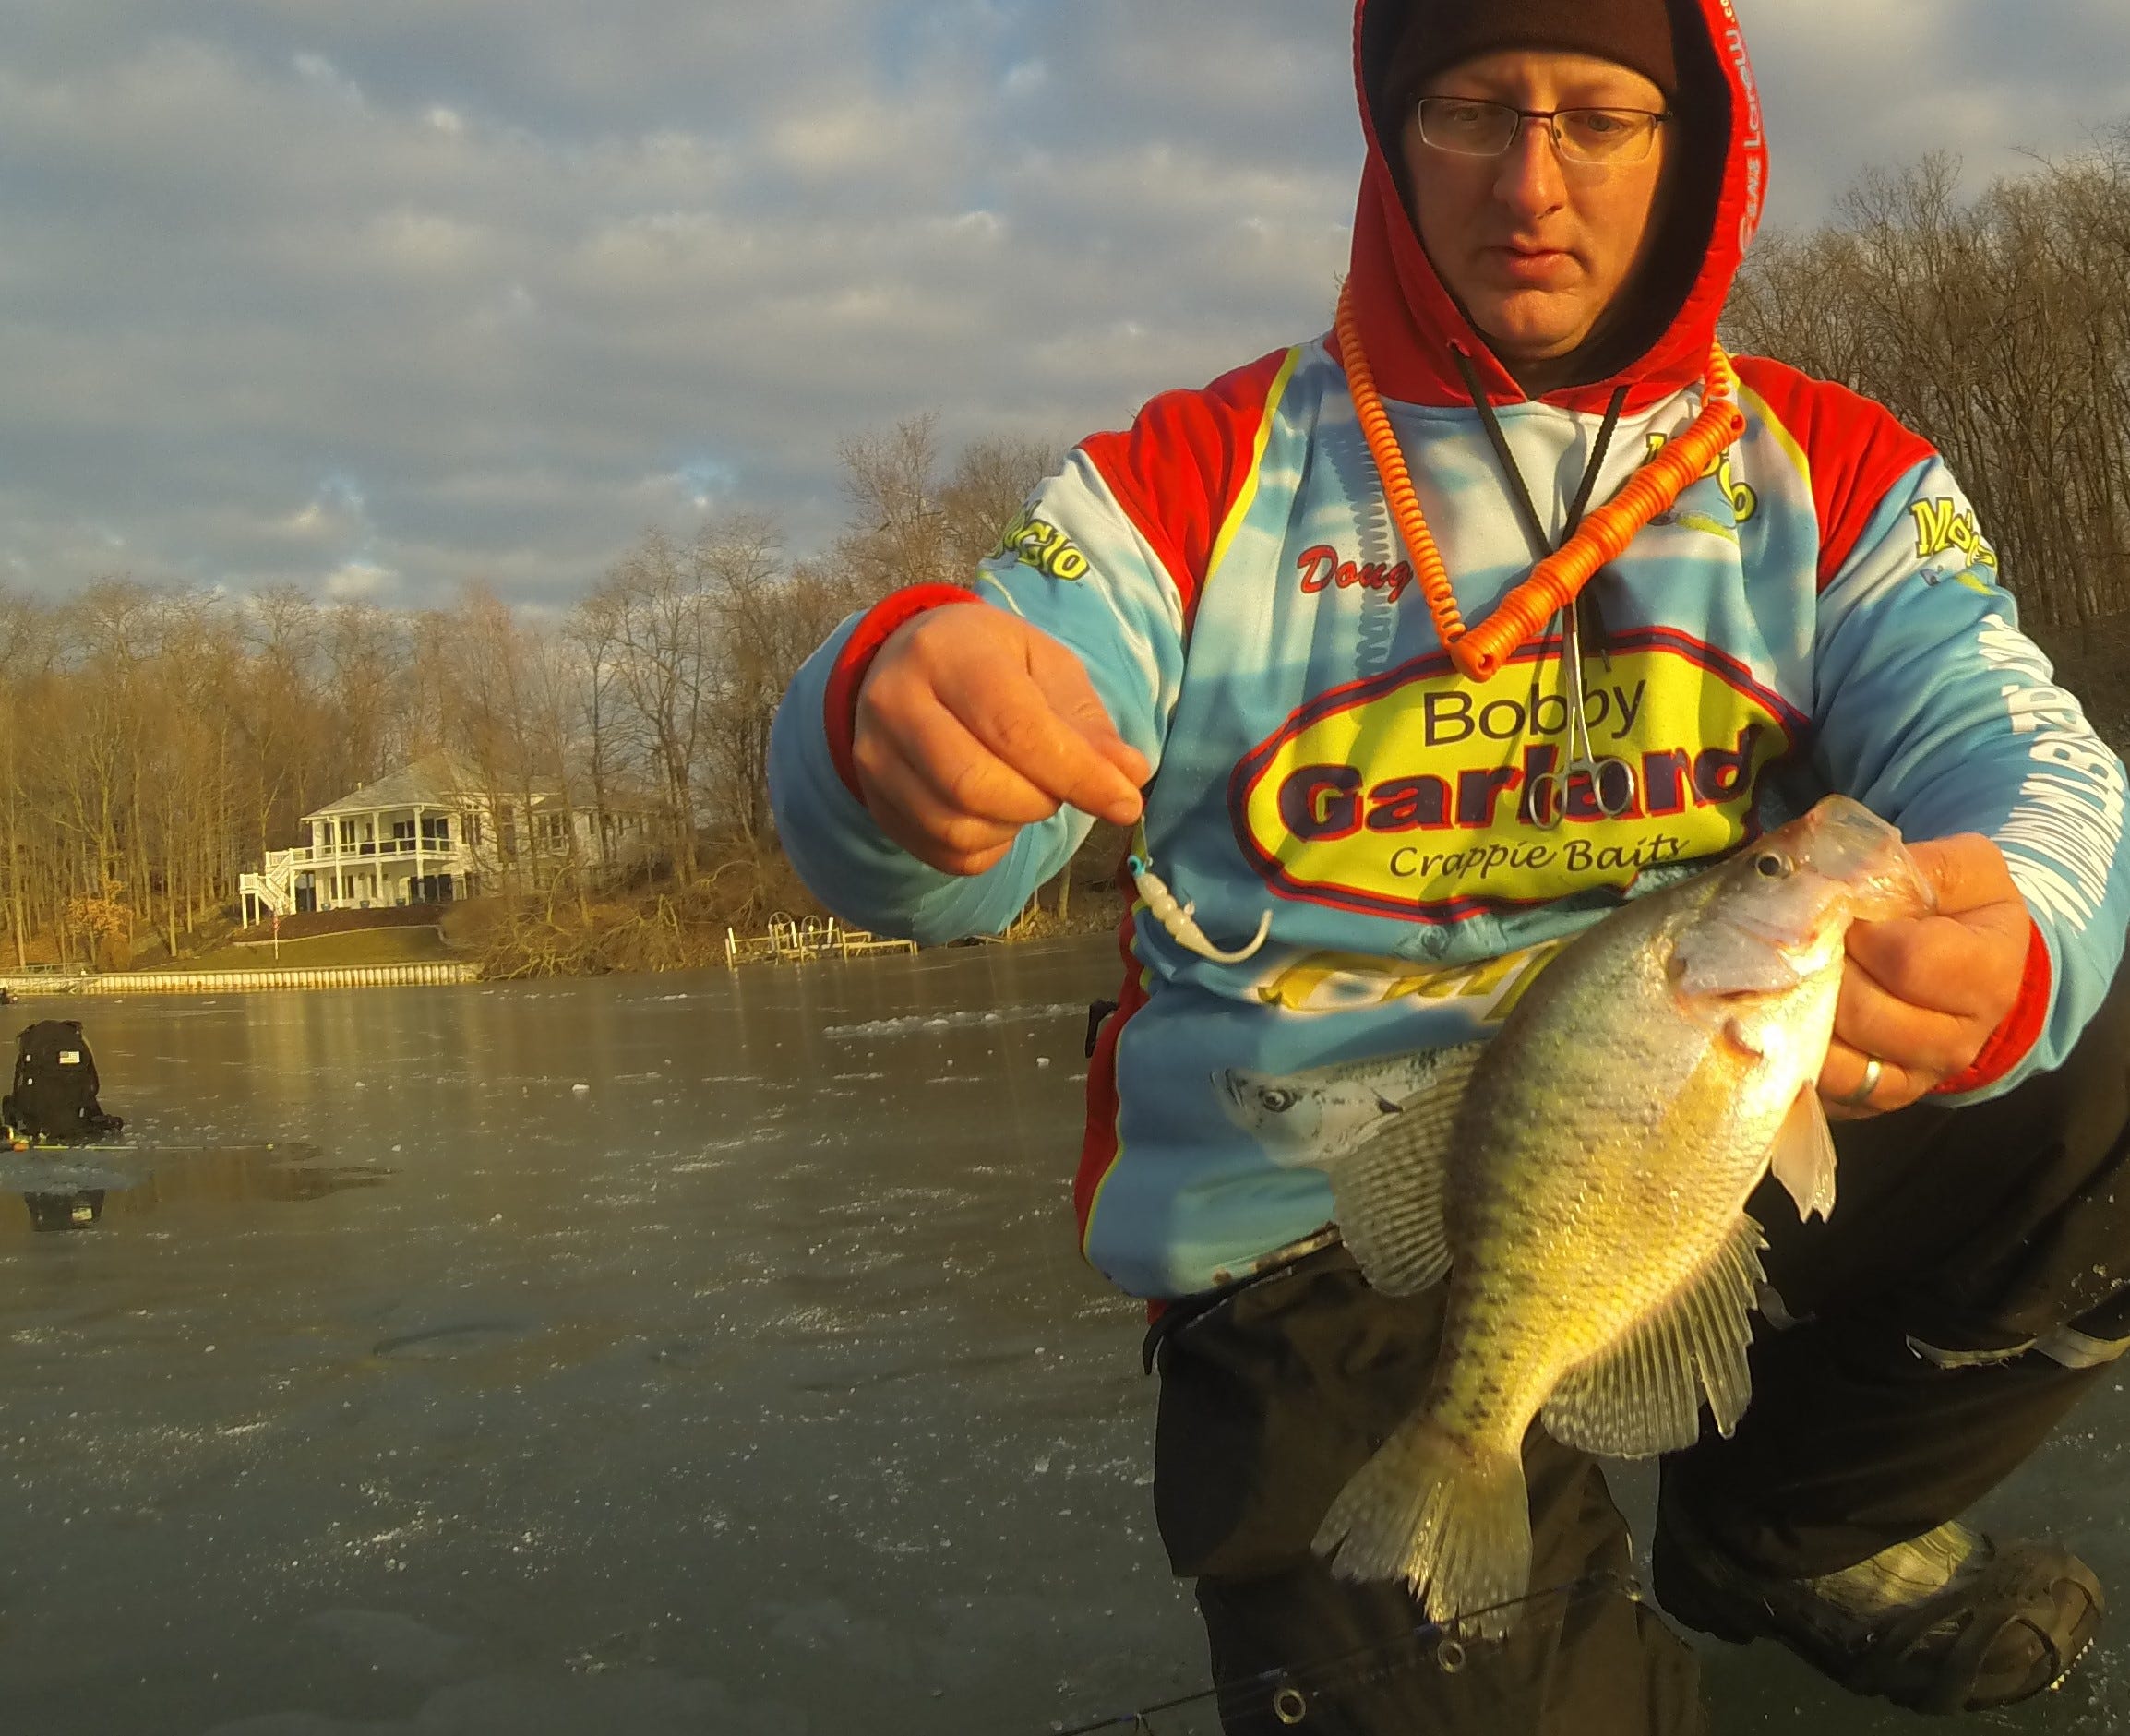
[1650,1493,2101,1715]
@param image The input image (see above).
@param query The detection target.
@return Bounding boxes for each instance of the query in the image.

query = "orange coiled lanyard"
[1334,281,1748,683]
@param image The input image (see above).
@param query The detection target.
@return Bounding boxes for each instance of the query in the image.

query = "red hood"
[1346,0,1768,413]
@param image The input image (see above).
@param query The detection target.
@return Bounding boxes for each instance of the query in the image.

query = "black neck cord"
[1448,353,1632,665]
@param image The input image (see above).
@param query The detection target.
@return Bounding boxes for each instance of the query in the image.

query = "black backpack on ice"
[3,1021,123,1143]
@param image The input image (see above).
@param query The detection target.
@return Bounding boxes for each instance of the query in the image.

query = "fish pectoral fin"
[1322,1120,1454,1296]
[1769,1084,1838,1223]
[1541,1214,1767,1457]
[1389,1039,1485,1127]
[1319,1042,1482,1298]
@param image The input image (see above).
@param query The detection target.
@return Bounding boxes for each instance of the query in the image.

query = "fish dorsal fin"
[1770,1084,1838,1223]
[1541,1214,1767,1457]
[1319,1041,1484,1297]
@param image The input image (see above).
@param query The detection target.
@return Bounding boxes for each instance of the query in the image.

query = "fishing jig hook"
[1128,855,1272,964]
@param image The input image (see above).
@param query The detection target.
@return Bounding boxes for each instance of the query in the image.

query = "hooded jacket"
[770,0,2130,1300]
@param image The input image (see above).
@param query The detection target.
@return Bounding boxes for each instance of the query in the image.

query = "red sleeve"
[1079,346,1296,628]
[1733,357,1938,591]
[821,584,984,802]
[1931,917,2053,1097]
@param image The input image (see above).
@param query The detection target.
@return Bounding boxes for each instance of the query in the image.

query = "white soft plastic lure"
[1128,854,1272,965]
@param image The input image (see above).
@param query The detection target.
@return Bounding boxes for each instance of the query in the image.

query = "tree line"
[6,135,2128,968]
[0,421,1056,967]
[1725,131,2130,629]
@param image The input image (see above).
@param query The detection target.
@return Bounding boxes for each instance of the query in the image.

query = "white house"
[239,754,651,923]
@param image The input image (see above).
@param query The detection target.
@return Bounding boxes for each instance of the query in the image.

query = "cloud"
[324,561,396,602]
[0,1,2122,608]
[1740,0,2130,223]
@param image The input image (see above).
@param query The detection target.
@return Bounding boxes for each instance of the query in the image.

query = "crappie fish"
[1217,796,1933,1638]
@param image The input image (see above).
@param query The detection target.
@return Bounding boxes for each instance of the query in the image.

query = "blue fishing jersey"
[770,0,2130,1300]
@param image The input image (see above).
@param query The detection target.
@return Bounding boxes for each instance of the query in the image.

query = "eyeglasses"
[1416,97,1669,165]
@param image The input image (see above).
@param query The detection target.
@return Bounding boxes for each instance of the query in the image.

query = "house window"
[339,820,358,848]
[466,813,483,847]
[422,816,450,846]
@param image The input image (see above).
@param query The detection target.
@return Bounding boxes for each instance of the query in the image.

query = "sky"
[3,0,2127,611]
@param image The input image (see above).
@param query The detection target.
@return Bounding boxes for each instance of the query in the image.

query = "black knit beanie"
[1388,0,1682,106]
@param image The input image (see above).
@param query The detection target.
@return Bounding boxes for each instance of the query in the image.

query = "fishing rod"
[1048,1570,1629,1734]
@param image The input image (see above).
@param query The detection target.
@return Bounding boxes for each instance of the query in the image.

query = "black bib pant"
[1150,965,2130,1733]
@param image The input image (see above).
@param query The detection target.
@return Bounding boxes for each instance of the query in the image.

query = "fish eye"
[1260,1088,1297,1114]
[1755,852,1792,880]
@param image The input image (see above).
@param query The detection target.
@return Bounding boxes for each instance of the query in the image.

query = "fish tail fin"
[1314,1416,1532,1641]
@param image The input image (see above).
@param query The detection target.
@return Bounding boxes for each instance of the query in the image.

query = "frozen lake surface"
[0,938,2123,1734]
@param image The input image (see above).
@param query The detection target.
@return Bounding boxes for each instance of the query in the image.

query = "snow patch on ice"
[823,1003,1084,1040]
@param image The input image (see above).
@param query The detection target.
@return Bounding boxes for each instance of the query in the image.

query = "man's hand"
[853,605,1149,877]
[1820,834,2031,1118]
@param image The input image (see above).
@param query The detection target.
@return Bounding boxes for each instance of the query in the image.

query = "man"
[770,0,2130,1728]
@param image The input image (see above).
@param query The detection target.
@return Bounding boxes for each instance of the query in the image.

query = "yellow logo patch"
[992,509,1092,581]
[1256,939,1568,1019]
[1230,630,1801,922]
[1911,498,1998,571]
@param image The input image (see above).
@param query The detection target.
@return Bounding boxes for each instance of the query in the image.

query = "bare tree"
[832,416,1063,601]
[567,588,630,878]
[0,409,1081,963]
[940,434,1063,575]
[1728,137,2130,629]
[836,415,952,597]
[590,531,712,881]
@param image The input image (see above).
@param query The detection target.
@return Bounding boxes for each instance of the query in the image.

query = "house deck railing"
[241,839,474,920]
[269,840,463,865]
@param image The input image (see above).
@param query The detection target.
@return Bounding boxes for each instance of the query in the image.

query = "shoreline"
[0,916,1123,997]
[2,962,483,997]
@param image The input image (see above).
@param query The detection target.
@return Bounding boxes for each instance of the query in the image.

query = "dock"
[1,962,482,997]
[0,920,918,994]
[724,916,916,967]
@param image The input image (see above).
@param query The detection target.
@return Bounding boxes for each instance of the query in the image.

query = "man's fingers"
[939,660,1145,826]
[1905,833,2022,916]
[858,747,1024,875]
[1845,905,2027,1024]
[851,605,1145,875]
[1098,732,1154,786]
[856,694,1063,830]
[855,720,1046,865]
[1027,634,1153,790]
[1833,956,1978,1080]
[1824,832,2030,1109]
